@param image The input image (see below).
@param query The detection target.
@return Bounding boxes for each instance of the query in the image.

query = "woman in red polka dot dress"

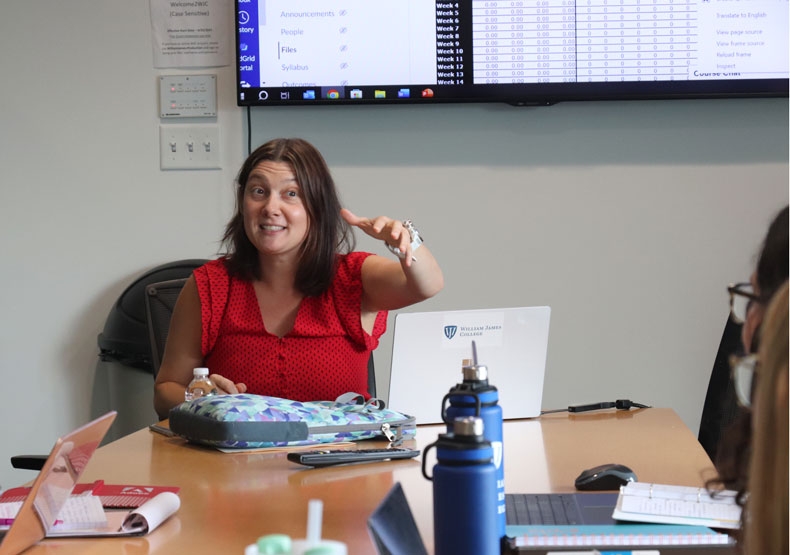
[154,138,444,417]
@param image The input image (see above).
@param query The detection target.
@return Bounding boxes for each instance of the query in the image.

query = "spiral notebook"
[612,482,742,529]
[507,524,735,550]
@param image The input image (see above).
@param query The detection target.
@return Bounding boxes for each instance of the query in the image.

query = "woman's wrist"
[386,220,423,261]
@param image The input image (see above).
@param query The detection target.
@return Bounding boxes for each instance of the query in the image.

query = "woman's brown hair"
[221,138,354,295]
[710,206,789,513]
[745,282,788,554]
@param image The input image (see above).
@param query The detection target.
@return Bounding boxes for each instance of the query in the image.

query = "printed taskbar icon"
[374,89,386,99]
[350,88,363,99]
[303,90,316,100]
[398,88,410,98]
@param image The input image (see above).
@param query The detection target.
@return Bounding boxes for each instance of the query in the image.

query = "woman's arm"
[153,276,246,418]
[341,209,444,313]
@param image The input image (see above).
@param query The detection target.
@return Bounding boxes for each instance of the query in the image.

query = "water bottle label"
[492,441,503,470]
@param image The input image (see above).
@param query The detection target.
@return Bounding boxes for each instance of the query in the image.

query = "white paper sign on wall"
[150,0,232,68]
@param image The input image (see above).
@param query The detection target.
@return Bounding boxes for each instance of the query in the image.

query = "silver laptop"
[388,306,551,424]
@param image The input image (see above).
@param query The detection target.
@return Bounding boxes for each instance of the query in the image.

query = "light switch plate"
[159,125,221,170]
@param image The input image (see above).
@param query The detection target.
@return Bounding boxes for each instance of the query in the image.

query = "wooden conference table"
[27,408,719,554]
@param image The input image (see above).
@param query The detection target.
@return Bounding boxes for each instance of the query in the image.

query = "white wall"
[0,1,787,490]
[252,100,788,432]
[0,1,244,488]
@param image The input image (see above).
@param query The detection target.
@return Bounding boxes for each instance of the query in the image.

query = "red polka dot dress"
[193,252,387,401]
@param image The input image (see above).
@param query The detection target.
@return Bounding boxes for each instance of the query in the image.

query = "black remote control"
[287,448,420,467]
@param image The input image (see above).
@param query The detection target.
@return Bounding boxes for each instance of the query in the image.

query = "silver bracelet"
[386,220,423,261]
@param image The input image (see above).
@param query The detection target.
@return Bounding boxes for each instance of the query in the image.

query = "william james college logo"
[444,325,457,339]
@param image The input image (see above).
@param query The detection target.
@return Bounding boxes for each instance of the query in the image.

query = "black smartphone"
[148,424,177,438]
[287,448,420,468]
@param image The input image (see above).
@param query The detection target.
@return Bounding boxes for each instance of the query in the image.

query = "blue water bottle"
[441,341,505,538]
[422,416,499,555]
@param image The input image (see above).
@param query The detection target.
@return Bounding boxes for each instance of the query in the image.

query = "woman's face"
[242,161,309,261]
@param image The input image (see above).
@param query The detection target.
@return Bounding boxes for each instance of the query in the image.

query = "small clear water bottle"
[185,367,218,401]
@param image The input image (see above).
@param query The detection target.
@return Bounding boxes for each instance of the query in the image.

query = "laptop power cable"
[540,399,651,415]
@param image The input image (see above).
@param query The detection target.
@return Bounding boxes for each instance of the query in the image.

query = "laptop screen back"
[388,307,551,424]
[0,412,116,555]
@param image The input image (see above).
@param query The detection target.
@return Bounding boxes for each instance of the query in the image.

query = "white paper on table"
[612,482,742,529]
[51,495,108,531]
[120,491,181,534]
[0,501,23,531]
[2,495,109,533]
[46,492,181,538]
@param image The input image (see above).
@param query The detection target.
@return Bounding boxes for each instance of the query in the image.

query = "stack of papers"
[612,482,742,529]
[0,495,107,531]
[50,496,108,531]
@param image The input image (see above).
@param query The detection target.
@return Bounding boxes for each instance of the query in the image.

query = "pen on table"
[148,424,177,438]
[547,551,660,555]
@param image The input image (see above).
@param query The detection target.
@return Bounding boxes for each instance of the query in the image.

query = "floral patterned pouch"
[168,393,416,449]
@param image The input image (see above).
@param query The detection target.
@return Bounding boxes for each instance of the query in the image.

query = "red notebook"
[0,480,180,508]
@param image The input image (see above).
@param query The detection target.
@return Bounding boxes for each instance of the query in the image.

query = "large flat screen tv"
[235,0,788,106]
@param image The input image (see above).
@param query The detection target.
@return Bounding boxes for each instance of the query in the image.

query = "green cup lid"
[256,534,292,554]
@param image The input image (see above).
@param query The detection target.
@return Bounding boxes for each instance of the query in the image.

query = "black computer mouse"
[574,463,637,491]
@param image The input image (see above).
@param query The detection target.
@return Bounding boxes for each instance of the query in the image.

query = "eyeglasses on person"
[727,282,760,324]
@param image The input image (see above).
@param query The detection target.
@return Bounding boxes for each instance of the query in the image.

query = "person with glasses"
[704,206,788,547]
[728,206,789,356]
[743,282,788,554]
[721,205,787,408]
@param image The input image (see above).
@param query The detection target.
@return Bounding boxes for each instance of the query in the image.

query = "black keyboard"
[505,494,581,525]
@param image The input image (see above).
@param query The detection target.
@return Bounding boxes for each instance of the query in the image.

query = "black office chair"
[145,278,189,380]
[97,259,210,370]
[698,316,744,462]
[144,277,377,412]
[366,354,377,399]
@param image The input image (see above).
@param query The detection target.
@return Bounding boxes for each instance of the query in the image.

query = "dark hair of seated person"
[221,138,355,296]
[754,206,789,310]
[707,205,788,539]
